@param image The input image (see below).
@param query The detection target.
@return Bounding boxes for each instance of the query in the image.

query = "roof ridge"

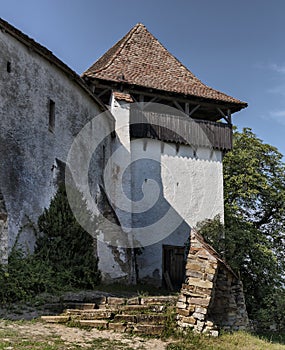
[93,23,141,75]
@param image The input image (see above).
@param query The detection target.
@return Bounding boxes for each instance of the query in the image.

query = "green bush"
[0,185,101,304]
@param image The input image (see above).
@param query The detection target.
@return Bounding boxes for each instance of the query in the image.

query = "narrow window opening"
[7,61,11,73]
[49,99,55,132]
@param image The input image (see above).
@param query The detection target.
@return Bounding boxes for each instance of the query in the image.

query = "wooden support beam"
[173,101,184,113]
[227,109,232,124]
[189,104,200,116]
[97,88,110,98]
[144,96,158,108]
[217,108,231,124]
[185,102,190,115]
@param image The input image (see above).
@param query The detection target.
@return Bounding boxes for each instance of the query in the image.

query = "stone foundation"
[177,229,248,335]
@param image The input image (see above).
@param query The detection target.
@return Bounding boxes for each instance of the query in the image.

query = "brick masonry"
[177,229,249,336]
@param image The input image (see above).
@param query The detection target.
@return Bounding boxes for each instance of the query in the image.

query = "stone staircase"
[41,295,178,336]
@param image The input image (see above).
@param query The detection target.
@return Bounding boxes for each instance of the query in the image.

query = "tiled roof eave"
[83,76,247,112]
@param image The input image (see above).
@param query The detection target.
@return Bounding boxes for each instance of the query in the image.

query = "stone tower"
[83,23,247,286]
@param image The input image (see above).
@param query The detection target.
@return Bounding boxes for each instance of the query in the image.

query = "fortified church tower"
[83,24,247,286]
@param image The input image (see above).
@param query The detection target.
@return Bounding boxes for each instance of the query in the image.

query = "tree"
[35,185,101,289]
[199,128,285,325]
[223,128,285,319]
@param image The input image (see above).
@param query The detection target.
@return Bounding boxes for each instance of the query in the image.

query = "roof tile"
[83,23,247,110]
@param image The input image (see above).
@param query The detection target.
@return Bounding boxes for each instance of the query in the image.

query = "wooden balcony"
[130,109,233,151]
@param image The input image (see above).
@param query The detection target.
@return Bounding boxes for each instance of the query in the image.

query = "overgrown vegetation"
[198,128,285,331]
[0,186,100,304]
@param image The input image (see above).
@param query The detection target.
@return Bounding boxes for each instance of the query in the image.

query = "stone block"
[177,309,191,317]
[195,307,207,314]
[187,305,196,313]
[186,262,204,271]
[141,296,177,305]
[178,295,187,303]
[192,312,205,321]
[133,324,164,335]
[68,310,113,320]
[114,314,136,323]
[205,266,217,274]
[186,278,213,289]
[126,297,140,305]
[186,270,204,279]
[176,301,186,309]
[181,316,196,324]
[79,320,108,329]
[195,320,205,332]
[187,297,210,307]
[136,314,166,324]
[41,315,70,323]
[108,322,127,332]
[209,330,219,337]
[107,297,125,305]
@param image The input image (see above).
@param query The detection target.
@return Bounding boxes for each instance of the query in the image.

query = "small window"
[48,99,55,132]
[7,61,11,73]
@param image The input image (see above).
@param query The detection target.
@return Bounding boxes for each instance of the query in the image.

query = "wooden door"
[163,245,185,289]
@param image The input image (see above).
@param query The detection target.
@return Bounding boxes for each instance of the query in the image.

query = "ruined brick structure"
[177,230,249,334]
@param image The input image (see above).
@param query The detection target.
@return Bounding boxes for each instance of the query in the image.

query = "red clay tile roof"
[83,23,247,111]
[113,91,134,102]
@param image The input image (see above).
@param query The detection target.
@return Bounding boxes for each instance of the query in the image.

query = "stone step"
[133,324,165,335]
[99,304,167,313]
[65,309,113,320]
[136,313,167,324]
[64,303,96,310]
[114,313,167,324]
[140,296,177,306]
[41,315,70,323]
[79,320,108,329]
[41,294,177,335]
[77,319,165,335]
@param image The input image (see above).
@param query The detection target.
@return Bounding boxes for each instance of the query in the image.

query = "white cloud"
[269,63,285,74]
[269,110,285,125]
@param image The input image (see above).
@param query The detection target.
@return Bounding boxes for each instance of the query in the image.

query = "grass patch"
[167,330,285,350]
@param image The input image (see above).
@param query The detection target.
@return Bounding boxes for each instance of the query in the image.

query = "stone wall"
[177,230,249,335]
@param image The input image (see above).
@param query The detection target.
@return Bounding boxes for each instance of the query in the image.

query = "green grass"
[167,330,285,350]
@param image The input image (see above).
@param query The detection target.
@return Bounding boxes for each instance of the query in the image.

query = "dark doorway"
[163,245,185,289]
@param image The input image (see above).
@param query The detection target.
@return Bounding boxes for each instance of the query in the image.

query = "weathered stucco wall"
[132,139,224,284]
[109,94,224,285]
[0,28,112,262]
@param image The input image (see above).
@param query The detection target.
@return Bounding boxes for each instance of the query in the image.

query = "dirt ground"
[0,319,169,350]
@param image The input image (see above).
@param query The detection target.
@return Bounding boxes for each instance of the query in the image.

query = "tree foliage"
[199,128,285,327]
[35,185,101,289]
[0,185,101,304]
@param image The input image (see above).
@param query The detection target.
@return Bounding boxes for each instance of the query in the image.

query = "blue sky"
[1,0,285,157]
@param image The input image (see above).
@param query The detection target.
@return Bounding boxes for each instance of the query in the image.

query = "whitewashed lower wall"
[131,138,224,284]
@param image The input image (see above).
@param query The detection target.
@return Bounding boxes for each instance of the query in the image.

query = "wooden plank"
[164,271,174,292]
